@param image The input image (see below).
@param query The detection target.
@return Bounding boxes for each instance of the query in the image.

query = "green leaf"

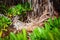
[10,32,17,40]
[0,37,2,40]
[22,29,27,40]
[45,22,51,31]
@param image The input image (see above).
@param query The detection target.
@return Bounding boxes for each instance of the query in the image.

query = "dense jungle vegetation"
[0,0,60,40]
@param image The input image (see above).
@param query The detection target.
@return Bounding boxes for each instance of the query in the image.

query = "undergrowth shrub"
[0,4,7,15]
[0,16,12,37]
[30,27,60,40]
[47,17,60,28]
[0,17,60,40]
[30,17,60,40]
[1,29,27,40]
[7,2,32,17]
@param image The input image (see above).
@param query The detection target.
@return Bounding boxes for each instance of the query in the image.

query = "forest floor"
[2,10,59,38]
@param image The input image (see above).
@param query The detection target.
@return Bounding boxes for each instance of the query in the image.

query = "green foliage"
[23,2,32,11]
[16,29,27,40]
[0,37,2,40]
[0,29,27,40]
[0,17,60,40]
[30,27,60,40]
[0,16,11,30]
[7,2,32,16]
[48,17,60,28]
[30,17,60,40]
[10,32,17,40]
[0,16,11,37]
[0,4,7,15]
